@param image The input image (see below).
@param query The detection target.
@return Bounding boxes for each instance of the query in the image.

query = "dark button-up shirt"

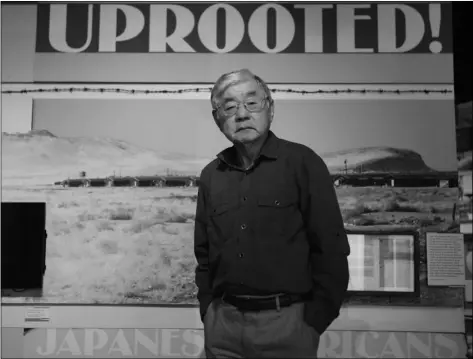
[194,131,350,334]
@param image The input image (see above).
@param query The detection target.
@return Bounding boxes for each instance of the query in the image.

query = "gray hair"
[210,69,273,110]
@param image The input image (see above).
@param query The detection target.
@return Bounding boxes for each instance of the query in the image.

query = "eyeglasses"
[214,97,269,117]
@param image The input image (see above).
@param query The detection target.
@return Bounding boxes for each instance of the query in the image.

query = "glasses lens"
[222,103,237,116]
[245,100,263,111]
[220,98,265,116]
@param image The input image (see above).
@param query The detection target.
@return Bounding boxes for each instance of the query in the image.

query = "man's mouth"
[237,127,254,132]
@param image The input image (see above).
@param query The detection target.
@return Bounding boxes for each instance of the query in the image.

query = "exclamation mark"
[429,3,442,53]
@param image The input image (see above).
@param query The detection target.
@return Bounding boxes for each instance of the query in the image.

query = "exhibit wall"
[1,2,469,358]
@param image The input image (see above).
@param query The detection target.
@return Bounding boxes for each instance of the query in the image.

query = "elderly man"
[194,69,350,358]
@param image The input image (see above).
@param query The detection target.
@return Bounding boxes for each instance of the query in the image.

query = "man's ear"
[269,100,275,123]
[212,111,222,130]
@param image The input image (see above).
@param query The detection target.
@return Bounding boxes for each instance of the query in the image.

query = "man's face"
[213,76,273,145]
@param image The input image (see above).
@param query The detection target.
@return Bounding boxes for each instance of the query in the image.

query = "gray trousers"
[202,297,320,358]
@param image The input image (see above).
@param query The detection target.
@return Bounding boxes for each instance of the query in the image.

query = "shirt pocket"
[207,195,238,244]
[256,191,301,238]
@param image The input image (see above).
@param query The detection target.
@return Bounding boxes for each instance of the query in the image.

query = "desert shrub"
[126,218,165,233]
[135,246,150,256]
[160,250,172,266]
[418,216,444,227]
[155,207,166,215]
[57,201,80,208]
[342,204,367,220]
[351,217,377,226]
[169,193,198,202]
[51,219,72,235]
[97,239,119,254]
[162,225,179,235]
[433,215,444,223]
[96,220,114,231]
[381,191,393,198]
[398,201,445,213]
[396,203,423,212]
[167,213,187,223]
[74,222,85,230]
[184,212,196,221]
[380,198,400,212]
[78,212,102,221]
[361,204,378,213]
[430,203,455,214]
[149,209,185,224]
[109,207,134,220]
[172,211,192,222]
[137,204,154,213]
[162,210,188,223]
[393,194,409,202]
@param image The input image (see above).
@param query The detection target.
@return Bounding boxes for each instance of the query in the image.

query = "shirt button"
[238,253,244,258]
[241,224,247,230]
[274,200,280,206]
[243,196,247,202]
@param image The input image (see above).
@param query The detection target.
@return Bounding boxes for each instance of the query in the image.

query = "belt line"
[222,292,285,311]
[232,293,286,299]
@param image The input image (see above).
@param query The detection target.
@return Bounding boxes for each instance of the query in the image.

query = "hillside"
[320,147,439,174]
[2,131,445,186]
[1,131,211,186]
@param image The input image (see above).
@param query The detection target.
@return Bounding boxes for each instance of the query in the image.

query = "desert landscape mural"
[1,98,463,306]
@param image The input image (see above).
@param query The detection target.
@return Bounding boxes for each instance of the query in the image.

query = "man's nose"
[235,103,250,121]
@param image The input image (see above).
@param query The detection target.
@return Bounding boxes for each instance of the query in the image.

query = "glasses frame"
[213,96,270,117]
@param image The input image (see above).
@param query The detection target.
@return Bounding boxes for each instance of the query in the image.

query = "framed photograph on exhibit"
[345,230,420,296]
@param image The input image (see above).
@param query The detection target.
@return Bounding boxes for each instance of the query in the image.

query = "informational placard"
[25,307,51,324]
[427,232,465,286]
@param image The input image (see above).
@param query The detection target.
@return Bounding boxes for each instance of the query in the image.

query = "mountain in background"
[1,130,211,185]
[2,130,447,186]
[320,147,440,174]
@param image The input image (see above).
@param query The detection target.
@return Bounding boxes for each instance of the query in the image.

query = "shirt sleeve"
[194,170,214,321]
[300,149,351,335]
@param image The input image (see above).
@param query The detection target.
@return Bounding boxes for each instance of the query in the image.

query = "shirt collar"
[217,131,280,168]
